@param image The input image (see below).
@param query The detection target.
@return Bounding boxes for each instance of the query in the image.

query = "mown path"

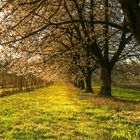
[0,83,140,140]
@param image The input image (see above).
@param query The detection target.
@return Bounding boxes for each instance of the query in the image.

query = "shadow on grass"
[93,85,140,105]
[68,84,140,112]
[112,96,140,104]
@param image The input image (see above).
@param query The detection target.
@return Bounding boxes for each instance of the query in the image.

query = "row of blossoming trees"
[0,0,139,97]
[0,47,46,96]
[0,69,44,95]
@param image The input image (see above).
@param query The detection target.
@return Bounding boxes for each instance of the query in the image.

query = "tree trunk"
[100,65,112,97]
[85,72,93,93]
[74,81,79,88]
[120,0,140,43]
[79,80,85,90]
[19,76,23,92]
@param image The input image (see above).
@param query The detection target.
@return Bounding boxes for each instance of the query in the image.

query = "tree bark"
[74,80,79,88]
[19,76,23,92]
[79,80,85,90]
[120,0,140,43]
[85,72,93,93]
[100,65,112,97]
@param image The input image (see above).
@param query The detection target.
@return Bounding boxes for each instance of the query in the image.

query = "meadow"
[0,83,140,140]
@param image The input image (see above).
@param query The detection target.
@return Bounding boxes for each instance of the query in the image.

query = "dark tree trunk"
[85,72,93,93]
[77,81,80,88]
[74,81,79,88]
[100,65,112,97]
[79,80,85,90]
[25,79,29,91]
[120,0,140,43]
[19,76,23,92]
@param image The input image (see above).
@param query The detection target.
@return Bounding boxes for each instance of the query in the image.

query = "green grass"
[0,82,140,140]
[93,84,140,103]
[112,87,140,98]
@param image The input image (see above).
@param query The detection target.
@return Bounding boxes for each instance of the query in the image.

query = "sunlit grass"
[0,82,140,139]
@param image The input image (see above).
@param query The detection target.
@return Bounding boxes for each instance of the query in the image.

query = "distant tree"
[112,59,140,88]
[0,45,45,95]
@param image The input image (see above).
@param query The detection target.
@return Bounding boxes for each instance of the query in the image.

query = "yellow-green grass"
[0,83,140,140]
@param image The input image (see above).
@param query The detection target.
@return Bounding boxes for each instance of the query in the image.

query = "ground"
[0,83,140,140]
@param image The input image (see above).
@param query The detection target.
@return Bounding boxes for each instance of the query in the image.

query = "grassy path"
[0,83,140,140]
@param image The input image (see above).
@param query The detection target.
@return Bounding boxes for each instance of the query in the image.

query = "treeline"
[71,60,140,92]
[0,70,46,97]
